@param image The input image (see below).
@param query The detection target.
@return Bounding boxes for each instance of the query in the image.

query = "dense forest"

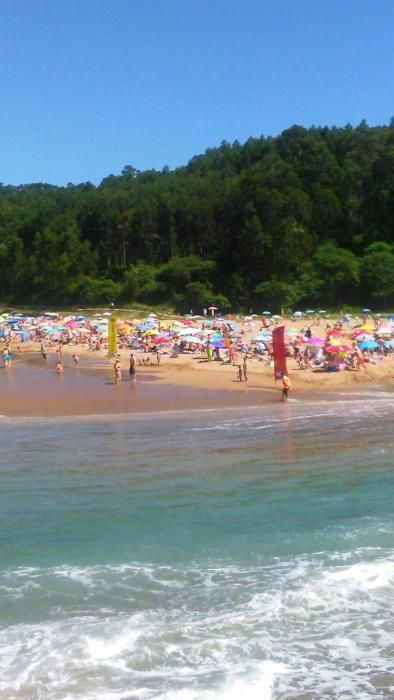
[1,120,394,312]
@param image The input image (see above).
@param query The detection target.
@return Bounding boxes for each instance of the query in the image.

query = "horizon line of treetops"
[0,119,394,312]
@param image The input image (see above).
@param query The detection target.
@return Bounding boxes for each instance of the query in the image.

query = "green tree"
[313,241,360,305]
[360,242,394,306]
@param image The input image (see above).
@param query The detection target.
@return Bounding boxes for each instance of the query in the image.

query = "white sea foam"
[1,553,394,698]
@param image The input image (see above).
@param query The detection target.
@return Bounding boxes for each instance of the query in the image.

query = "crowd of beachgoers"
[1,309,393,378]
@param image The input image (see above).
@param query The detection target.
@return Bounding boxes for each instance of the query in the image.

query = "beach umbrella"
[376,326,393,335]
[354,333,375,342]
[307,337,325,344]
[204,339,225,348]
[358,340,378,349]
[362,308,372,313]
[137,322,155,331]
[305,309,315,314]
[384,339,394,347]
[179,335,203,344]
[326,329,342,337]
[151,336,171,344]
[262,311,271,316]
[325,344,352,353]
[252,333,270,341]
[177,327,200,336]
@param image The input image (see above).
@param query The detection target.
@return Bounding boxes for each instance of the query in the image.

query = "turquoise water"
[1,393,394,698]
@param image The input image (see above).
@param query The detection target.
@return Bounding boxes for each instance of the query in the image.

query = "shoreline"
[0,342,393,417]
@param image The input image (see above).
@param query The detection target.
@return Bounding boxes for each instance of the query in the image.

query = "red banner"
[272,325,288,380]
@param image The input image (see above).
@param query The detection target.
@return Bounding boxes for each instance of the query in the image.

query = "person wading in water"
[280,371,292,401]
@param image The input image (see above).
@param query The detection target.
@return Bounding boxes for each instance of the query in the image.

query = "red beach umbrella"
[325,344,352,353]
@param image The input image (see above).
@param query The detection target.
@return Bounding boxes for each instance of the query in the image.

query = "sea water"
[1,392,394,699]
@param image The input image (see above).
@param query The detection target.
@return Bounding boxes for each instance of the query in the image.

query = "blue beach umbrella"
[252,333,271,341]
[362,308,372,313]
[358,340,378,349]
[205,340,225,348]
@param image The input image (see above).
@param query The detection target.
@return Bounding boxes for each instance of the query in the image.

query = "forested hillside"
[1,121,394,311]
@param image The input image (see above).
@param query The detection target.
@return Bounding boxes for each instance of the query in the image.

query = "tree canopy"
[1,120,394,311]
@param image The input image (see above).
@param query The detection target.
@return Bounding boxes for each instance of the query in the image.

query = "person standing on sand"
[3,346,11,368]
[129,353,136,382]
[242,355,248,382]
[280,371,292,401]
[114,356,122,383]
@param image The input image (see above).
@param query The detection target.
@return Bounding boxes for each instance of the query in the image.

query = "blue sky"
[1,0,393,185]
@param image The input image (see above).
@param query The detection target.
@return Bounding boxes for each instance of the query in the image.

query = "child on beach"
[280,372,292,401]
[3,347,12,367]
[114,357,122,383]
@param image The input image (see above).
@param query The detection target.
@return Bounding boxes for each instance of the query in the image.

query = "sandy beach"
[1,333,393,417]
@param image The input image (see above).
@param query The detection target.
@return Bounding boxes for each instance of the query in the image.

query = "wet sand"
[0,355,278,417]
[1,344,393,417]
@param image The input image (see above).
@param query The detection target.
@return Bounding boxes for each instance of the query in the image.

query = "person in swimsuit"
[114,357,122,383]
[129,353,136,381]
[280,372,291,401]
